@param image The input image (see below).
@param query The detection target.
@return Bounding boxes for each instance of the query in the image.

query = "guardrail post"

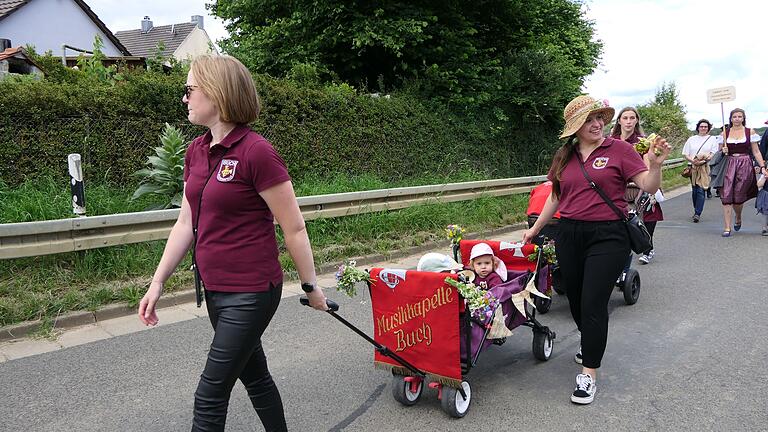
[68,154,86,217]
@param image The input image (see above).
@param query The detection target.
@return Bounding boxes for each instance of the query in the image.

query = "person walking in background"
[718,108,768,237]
[610,107,663,264]
[682,119,718,222]
[138,55,327,432]
[756,171,768,236]
[523,95,670,405]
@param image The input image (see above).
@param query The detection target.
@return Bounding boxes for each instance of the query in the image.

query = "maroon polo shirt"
[547,137,647,221]
[183,125,291,292]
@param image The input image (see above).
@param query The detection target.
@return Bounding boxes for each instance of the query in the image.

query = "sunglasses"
[184,84,199,98]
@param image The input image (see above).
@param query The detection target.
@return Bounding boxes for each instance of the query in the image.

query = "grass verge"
[0,170,684,328]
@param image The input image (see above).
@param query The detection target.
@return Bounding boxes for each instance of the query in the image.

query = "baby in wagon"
[468,243,507,290]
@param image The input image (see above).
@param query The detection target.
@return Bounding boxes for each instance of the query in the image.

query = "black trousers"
[555,219,630,369]
[192,284,287,432]
[645,221,657,239]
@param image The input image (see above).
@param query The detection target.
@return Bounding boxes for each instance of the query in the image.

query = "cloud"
[582,0,768,129]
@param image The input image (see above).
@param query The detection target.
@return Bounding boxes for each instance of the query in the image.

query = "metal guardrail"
[0,159,684,259]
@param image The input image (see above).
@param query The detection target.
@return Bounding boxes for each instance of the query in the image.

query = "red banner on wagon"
[369,268,462,385]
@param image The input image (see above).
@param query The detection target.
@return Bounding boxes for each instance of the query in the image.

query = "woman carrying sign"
[718,108,768,237]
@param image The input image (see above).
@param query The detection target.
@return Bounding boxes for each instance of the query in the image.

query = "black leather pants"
[192,284,287,432]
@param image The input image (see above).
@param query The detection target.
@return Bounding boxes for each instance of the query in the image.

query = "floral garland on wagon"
[334,260,372,297]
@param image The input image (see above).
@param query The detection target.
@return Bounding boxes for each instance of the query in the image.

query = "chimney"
[141,16,153,33]
[0,39,11,51]
[191,15,204,30]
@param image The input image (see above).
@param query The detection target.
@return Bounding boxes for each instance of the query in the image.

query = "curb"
[0,222,527,343]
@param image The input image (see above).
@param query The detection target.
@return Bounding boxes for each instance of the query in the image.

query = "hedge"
[0,71,561,187]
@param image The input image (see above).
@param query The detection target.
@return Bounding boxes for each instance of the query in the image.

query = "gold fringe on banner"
[374,361,463,389]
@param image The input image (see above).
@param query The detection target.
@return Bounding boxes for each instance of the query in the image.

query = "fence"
[0,158,685,260]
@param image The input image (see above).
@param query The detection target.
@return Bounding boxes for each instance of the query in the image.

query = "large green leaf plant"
[132,123,187,209]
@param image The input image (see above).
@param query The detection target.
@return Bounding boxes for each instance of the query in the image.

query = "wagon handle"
[299,295,426,378]
[299,296,339,312]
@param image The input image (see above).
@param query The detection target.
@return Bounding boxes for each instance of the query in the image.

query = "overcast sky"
[89,0,767,130]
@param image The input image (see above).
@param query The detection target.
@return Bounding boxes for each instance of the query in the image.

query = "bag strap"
[694,136,710,155]
[192,149,230,265]
[575,153,628,222]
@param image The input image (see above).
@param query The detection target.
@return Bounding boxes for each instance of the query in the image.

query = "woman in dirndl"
[718,108,768,237]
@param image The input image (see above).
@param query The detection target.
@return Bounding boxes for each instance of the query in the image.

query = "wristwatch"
[301,282,315,293]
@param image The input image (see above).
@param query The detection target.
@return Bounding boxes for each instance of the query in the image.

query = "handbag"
[681,165,692,178]
[576,157,653,255]
[681,136,711,178]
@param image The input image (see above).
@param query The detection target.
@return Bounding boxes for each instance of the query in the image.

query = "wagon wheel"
[533,296,552,314]
[532,328,554,361]
[391,375,423,406]
[440,381,471,418]
[552,266,565,295]
[622,268,641,305]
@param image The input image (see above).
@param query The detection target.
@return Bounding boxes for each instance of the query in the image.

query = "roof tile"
[114,22,197,58]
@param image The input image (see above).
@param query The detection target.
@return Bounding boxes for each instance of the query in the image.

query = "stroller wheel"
[533,296,552,314]
[391,375,423,406]
[441,381,471,418]
[552,267,565,295]
[532,328,554,361]
[622,268,641,305]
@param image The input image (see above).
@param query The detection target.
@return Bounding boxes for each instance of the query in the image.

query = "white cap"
[468,243,507,281]
[417,253,463,272]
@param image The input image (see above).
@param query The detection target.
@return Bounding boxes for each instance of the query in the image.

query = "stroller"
[525,181,641,306]
[301,245,555,418]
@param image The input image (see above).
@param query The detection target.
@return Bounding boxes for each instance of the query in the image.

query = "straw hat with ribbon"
[559,95,615,139]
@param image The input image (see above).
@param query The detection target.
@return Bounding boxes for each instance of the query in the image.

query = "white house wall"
[0,0,122,56]
[173,28,216,61]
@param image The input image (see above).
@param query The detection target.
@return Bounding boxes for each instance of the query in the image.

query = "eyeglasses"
[184,84,199,98]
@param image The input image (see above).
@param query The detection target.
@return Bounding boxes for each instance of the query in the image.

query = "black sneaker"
[574,347,583,364]
[693,214,700,223]
[571,373,596,404]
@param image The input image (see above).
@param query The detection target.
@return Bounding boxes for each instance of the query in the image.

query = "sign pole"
[720,102,726,130]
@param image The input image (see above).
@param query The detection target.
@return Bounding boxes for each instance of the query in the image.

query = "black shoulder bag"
[192,150,229,307]
[576,156,653,255]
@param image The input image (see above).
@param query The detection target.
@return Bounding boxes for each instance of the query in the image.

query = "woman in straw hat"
[523,95,671,405]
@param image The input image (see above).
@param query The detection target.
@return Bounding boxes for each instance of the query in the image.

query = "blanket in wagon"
[369,268,462,387]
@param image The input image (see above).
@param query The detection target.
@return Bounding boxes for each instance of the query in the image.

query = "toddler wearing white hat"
[468,243,507,290]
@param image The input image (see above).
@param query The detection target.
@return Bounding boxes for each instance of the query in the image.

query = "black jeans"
[192,284,286,432]
[555,219,630,369]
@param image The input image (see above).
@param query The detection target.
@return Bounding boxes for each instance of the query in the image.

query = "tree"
[636,82,689,148]
[210,0,601,122]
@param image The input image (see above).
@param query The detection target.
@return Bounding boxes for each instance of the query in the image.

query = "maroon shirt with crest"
[183,125,291,292]
[547,137,647,221]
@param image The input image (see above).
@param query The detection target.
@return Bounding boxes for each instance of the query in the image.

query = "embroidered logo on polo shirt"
[216,159,239,182]
[592,157,609,169]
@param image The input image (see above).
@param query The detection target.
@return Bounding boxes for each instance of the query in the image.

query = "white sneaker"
[574,347,583,364]
[638,250,654,264]
[571,373,596,404]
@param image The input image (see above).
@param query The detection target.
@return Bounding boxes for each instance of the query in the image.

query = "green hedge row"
[0,72,561,187]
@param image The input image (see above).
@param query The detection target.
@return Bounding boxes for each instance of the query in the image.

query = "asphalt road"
[1,192,767,432]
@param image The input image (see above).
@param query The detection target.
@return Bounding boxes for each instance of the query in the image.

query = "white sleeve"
[706,137,719,154]
[682,137,694,156]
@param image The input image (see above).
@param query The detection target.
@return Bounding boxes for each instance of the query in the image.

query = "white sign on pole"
[707,86,736,104]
